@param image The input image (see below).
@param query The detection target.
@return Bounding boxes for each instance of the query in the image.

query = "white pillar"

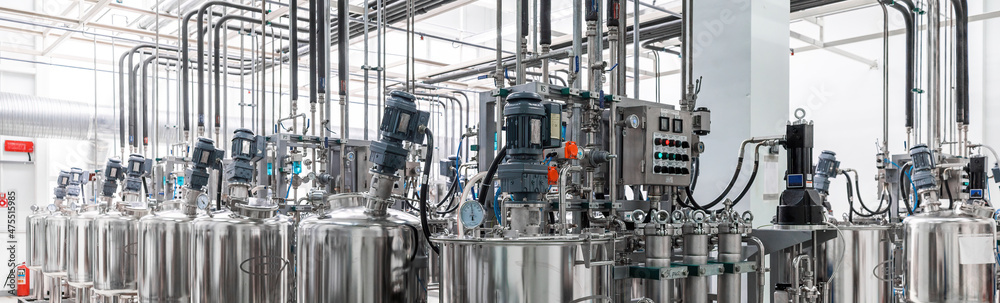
[691,0,790,223]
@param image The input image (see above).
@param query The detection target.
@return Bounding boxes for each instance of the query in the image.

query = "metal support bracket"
[626,265,690,280]
[713,261,759,274]
[674,263,725,277]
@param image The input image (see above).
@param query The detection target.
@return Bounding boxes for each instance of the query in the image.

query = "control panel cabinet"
[620,105,694,186]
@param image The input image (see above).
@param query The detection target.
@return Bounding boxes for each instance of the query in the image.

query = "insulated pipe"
[950,0,969,126]
[195,2,275,133]
[884,0,916,129]
[338,0,348,130]
[124,44,178,148]
[290,0,299,117]
[450,91,472,162]
[415,93,463,155]
[212,14,309,120]
[141,56,179,150]
[927,0,941,150]
[540,0,551,45]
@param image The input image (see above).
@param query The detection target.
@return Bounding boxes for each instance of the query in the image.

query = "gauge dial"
[196,194,210,210]
[459,200,486,229]
[627,114,641,128]
[46,204,57,212]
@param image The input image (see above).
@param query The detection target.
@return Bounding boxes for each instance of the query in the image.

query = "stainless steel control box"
[620,105,694,186]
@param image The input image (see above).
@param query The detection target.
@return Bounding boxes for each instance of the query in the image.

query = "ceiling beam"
[41,0,114,56]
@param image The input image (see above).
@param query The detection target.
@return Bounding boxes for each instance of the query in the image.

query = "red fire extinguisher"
[15,263,29,297]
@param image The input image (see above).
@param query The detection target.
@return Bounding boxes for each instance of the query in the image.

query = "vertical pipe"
[516,0,527,85]
[632,0,639,97]
[290,0,299,120]
[572,0,582,89]
[495,0,505,152]
[363,0,370,140]
[540,0,551,85]
[880,2,890,157]
[927,0,941,150]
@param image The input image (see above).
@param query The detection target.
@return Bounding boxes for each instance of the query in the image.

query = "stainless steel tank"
[435,235,614,303]
[43,211,69,274]
[297,206,424,302]
[138,205,199,303]
[67,207,100,284]
[192,207,291,303]
[903,211,996,303]
[821,224,892,303]
[26,207,49,300]
[92,206,147,293]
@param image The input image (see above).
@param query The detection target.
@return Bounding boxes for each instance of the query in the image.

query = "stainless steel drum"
[435,235,614,303]
[67,208,100,284]
[93,207,146,292]
[821,224,892,303]
[297,207,424,302]
[138,207,199,303]
[44,211,69,274]
[903,212,996,303]
[192,208,291,303]
[26,207,49,300]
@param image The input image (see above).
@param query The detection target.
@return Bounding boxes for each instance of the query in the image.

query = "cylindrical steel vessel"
[192,208,291,303]
[817,224,892,303]
[138,207,199,303]
[44,212,70,274]
[903,212,996,303]
[682,229,711,303]
[297,207,424,302]
[67,209,100,284]
[645,223,676,302]
[26,208,49,300]
[435,235,613,303]
[93,206,146,293]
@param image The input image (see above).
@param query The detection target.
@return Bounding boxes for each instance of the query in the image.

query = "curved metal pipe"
[558,165,584,235]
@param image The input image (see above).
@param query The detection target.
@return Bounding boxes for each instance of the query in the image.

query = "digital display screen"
[971,189,983,199]
[787,174,804,188]
[659,117,670,131]
[673,119,683,133]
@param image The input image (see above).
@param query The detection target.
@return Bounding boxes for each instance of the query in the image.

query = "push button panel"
[652,132,690,175]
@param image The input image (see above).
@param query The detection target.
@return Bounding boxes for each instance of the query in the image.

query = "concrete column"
[690,0,790,222]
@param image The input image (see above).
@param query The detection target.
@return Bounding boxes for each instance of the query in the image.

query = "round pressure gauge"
[627,114,641,129]
[196,193,211,210]
[46,204,57,212]
[459,200,486,229]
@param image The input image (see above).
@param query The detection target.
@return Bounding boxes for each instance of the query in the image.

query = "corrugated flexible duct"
[0,92,115,140]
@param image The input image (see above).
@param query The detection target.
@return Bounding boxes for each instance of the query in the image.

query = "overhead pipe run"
[0,92,115,141]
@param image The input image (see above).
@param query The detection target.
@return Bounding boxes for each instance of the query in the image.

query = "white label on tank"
[958,234,996,265]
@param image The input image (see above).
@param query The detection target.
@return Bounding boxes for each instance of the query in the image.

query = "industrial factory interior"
[1,0,1000,302]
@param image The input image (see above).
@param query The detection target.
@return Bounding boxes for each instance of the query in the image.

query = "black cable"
[436,179,461,215]
[898,163,914,215]
[943,178,955,209]
[690,157,700,191]
[216,159,225,210]
[845,172,855,222]
[418,130,439,255]
[477,145,509,218]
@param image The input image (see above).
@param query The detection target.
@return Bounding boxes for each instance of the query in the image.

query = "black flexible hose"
[844,172,888,218]
[435,177,461,214]
[731,158,760,205]
[852,172,881,214]
[898,163,914,215]
[944,179,955,209]
[477,145,510,217]
[691,158,744,210]
[418,130,439,255]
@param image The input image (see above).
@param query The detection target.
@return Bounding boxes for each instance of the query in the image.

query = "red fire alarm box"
[4,140,34,153]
